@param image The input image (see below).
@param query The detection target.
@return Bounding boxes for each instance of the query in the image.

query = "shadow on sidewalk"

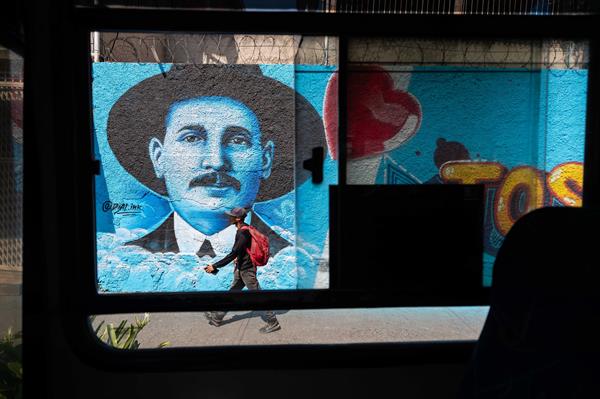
[219,310,289,326]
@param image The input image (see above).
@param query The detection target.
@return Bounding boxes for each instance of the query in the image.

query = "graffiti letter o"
[494,166,545,236]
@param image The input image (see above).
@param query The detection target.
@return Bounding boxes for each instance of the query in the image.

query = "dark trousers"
[212,267,277,322]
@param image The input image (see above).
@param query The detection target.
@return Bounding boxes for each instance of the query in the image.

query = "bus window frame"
[48,7,600,370]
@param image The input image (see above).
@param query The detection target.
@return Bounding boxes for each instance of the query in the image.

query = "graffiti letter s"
[547,162,583,207]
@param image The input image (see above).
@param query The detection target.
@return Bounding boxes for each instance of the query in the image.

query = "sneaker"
[259,320,281,334]
[208,319,222,327]
[204,312,222,327]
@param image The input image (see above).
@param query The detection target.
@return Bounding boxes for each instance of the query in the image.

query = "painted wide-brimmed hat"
[107,64,325,202]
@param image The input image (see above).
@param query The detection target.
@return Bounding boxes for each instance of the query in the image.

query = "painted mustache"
[189,172,241,191]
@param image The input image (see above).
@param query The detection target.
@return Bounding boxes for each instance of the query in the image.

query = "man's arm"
[206,229,250,271]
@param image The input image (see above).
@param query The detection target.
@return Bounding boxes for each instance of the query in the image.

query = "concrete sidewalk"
[93,307,489,348]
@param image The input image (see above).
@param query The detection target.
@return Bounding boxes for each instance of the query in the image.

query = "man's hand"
[204,264,215,274]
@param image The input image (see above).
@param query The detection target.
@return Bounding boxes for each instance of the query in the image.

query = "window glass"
[0,45,23,336]
[92,33,338,293]
[90,306,488,348]
[346,38,588,286]
[76,0,332,12]
[74,0,599,14]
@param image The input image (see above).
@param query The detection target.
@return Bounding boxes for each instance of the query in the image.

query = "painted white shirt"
[173,212,239,259]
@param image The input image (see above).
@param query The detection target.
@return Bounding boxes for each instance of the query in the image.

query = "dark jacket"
[126,212,290,259]
[212,224,253,270]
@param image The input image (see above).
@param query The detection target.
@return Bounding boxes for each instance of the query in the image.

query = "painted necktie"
[197,239,216,258]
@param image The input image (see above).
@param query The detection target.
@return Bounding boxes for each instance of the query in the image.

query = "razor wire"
[349,38,588,71]
[98,34,587,74]
[100,34,338,66]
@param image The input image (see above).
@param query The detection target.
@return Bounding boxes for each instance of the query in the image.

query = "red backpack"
[240,226,270,267]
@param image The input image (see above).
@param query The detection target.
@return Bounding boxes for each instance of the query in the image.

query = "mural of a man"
[106,64,324,260]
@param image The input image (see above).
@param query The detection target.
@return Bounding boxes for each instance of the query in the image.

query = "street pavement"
[92,307,489,348]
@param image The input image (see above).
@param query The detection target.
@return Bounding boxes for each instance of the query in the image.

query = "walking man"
[203,207,281,334]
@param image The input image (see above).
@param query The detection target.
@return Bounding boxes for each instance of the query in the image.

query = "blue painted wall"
[94,63,587,292]
[94,63,336,292]
[365,67,587,285]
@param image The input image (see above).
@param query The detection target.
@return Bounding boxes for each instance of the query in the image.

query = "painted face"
[149,96,274,233]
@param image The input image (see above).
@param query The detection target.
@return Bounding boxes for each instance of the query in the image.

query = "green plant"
[0,328,22,399]
[91,314,170,350]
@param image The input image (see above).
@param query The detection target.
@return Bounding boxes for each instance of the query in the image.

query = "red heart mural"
[323,65,422,160]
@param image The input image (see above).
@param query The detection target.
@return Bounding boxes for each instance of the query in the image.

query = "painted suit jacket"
[126,212,291,258]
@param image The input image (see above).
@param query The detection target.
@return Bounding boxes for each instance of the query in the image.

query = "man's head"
[149,96,274,227]
[224,207,248,225]
[107,65,324,233]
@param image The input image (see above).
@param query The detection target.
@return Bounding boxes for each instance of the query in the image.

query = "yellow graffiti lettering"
[495,166,545,236]
[547,162,583,207]
[440,161,507,184]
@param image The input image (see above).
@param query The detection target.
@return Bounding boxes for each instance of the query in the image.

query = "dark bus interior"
[1,1,600,398]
